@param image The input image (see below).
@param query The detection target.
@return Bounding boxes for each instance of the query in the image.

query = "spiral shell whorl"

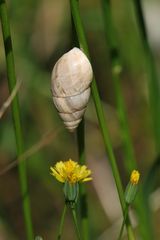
[51,47,93,131]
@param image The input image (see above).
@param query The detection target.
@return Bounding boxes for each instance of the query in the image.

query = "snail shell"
[51,47,93,131]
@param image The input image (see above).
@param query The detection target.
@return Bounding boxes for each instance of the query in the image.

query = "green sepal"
[125,182,138,204]
[63,181,79,205]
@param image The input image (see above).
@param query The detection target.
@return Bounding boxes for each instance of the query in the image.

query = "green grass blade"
[101,0,137,173]
[77,120,89,240]
[0,0,33,239]
[71,14,90,239]
[70,0,135,238]
[101,1,155,239]
[133,0,160,151]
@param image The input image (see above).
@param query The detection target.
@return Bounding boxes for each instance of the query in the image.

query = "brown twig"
[0,80,22,119]
[0,127,62,176]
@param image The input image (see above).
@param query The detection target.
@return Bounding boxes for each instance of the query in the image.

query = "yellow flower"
[130,170,140,185]
[50,159,92,184]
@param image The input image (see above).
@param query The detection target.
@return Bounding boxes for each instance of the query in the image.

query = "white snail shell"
[51,47,93,131]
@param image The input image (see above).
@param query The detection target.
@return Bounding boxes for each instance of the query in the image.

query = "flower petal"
[82,177,92,182]
[50,159,92,184]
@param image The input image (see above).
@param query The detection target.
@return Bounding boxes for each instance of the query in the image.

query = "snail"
[51,47,93,131]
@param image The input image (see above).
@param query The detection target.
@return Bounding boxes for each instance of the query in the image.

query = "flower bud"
[125,170,140,204]
[63,181,79,206]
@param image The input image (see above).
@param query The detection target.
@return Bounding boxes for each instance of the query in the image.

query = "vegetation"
[0,0,160,239]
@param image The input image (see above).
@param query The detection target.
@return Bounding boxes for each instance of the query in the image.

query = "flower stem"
[118,205,129,240]
[70,0,134,238]
[0,0,33,239]
[57,205,67,240]
[71,207,82,240]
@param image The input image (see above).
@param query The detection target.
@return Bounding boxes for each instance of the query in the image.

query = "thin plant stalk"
[132,1,159,239]
[71,207,82,240]
[101,1,155,239]
[57,205,67,240]
[70,0,135,238]
[72,15,90,239]
[101,0,137,173]
[0,0,33,239]
[133,0,160,150]
[118,205,129,240]
[77,120,89,240]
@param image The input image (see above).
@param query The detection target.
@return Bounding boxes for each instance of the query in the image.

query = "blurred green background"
[0,0,160,239]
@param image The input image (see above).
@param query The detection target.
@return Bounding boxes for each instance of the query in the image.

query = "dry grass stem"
[0,127,62,176]
[0,80,22,119]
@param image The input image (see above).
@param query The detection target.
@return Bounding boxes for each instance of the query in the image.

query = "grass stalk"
[101,0,137,173]
[118,205,129,240]
[0,0,33,239]
[57,205,67,240]
[71,14,90,239]
[101,1,155,239]
[133,0,160,151]
[132,1,160,239]
[70,0,135,238]
[71,207,82,240]
[77,121,89,240]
